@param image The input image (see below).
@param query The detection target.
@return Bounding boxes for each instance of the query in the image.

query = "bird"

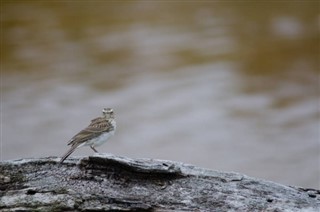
[60,108,116,163]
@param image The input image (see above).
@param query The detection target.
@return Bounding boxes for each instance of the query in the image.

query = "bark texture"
[0,154,319,211]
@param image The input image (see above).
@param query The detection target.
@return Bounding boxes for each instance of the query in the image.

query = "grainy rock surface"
[0,154,319,211]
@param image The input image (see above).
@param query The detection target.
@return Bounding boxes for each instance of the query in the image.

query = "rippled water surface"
[2,2,319,188]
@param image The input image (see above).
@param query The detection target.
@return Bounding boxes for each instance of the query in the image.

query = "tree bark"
[0,154,319,211]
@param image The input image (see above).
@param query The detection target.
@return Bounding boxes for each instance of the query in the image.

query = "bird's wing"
[67,117,113,146]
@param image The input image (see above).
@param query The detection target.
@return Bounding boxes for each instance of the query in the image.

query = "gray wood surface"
[0,154,319,211]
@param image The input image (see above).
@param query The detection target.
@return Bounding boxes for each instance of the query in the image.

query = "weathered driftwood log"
[0,154,319,211]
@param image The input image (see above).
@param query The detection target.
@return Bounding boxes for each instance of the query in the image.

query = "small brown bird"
[60,108,116,163]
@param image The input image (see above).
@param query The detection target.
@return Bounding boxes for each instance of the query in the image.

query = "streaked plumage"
[60,108,116,163]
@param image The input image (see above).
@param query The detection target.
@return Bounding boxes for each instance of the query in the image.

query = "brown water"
[2,1,319,188]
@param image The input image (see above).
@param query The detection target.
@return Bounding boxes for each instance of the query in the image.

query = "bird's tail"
[60,145,78,163]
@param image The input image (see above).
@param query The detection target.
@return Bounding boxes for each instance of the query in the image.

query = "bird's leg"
[90,146,98,153]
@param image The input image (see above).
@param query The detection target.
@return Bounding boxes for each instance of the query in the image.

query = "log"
[0,154,319,211]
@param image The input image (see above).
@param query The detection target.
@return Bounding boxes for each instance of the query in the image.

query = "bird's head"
[102,108,115,119]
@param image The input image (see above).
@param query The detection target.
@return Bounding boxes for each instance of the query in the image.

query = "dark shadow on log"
[0,154,319,211]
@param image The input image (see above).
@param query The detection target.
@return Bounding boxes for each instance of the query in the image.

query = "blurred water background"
[1,1,319,188]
